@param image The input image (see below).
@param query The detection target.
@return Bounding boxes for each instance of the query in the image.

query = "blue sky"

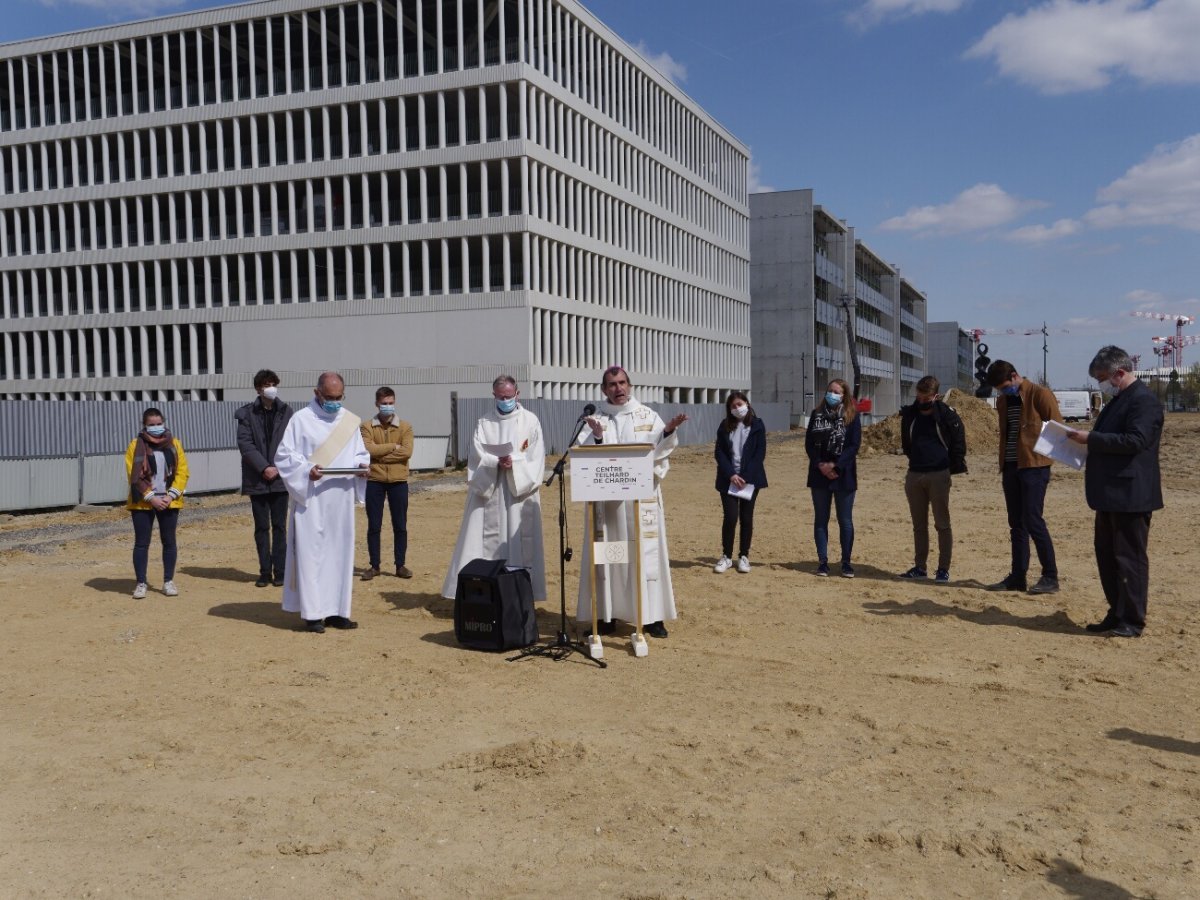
[6,0,1200,386]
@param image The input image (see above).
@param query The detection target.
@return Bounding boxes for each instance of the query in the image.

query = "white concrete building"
[749,189,926,422]
[0,0,751,432]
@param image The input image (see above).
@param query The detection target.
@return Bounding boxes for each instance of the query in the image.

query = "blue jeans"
[811,486,855,564]
[131,507,179,583]
[1001,463,1056,580]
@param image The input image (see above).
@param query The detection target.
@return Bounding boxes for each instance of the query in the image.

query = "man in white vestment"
[576,367,687,638]
[442,376,547,601]
[275,372,370,633]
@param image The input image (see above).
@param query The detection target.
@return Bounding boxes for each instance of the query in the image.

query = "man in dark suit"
[1067,346,1163,638]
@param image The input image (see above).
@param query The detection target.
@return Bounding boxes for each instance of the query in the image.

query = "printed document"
[1034,420,1088,470]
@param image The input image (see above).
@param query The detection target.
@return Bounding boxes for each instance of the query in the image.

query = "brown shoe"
[396,566,414,579]
[361,567,381,581]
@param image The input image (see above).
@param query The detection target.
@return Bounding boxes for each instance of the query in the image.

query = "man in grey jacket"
[235,369,295,587]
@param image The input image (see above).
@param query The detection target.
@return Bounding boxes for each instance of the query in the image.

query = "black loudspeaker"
[453,558,538,651]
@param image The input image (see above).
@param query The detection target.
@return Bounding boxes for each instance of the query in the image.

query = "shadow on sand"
[863,597,1081,634]
[207,601,298,631]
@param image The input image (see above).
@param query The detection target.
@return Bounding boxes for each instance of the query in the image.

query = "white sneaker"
[737,555,751,574]
[132,582,148,599]
[162,580,179,597]
[713,555,732,573]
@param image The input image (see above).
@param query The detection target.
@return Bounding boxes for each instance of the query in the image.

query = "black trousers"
[366,480,409,569]
[250,492,289,579]
[720,490,758,558]
[1094,510,1151,630]
[1001,462,1057,580]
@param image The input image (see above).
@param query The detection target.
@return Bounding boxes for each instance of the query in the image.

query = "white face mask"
[262,386,279,400]
[1098,379,1118,397]
[731,404,749,419]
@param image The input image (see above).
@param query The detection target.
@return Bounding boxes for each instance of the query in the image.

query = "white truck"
[1054,390,1098,422]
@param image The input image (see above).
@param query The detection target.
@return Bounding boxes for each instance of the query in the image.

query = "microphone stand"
[508,413,606,667]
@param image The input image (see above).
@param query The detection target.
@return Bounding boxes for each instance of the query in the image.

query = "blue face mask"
[378,404,395,416]
[825,392,842,407]
[320,399,342,414]
[496,397,518,414]
[1002,385,1020,397]
[145,425,166,437]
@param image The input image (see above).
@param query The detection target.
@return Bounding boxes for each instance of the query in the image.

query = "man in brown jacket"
[986,361,1062,594]
[360,387,414,580]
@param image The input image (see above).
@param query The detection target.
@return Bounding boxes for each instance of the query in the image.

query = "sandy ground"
[1,414,1198,899]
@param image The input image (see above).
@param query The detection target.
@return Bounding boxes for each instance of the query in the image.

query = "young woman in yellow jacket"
[124,407,189,599]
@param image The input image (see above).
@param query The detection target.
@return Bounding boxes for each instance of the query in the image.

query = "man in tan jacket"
[985,361,1062,594]
[360,387,414,580]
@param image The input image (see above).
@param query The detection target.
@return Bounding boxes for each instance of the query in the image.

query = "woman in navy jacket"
[714,391,768,573]
[805,378,862,577]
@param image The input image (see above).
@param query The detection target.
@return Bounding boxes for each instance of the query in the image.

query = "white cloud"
[747,158,775,194]
[966,0,1200,94]
[38,0,186,15]
[854,0,966,26]
[1005,218,1082,243]
[879,183,1045,235]
[632,42,687,86]
[1126,288,1166,308]
[1084,134,1200,231]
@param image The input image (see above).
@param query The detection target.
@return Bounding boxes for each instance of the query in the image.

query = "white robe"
[275,401,370,621]
[575,397,679,624]
[441,405,547,600]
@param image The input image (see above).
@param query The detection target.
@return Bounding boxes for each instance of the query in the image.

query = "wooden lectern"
[570,443,657,659]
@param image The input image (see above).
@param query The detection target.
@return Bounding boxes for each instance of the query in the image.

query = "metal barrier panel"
[0,459,78,511]
[453,400,792,462]
[412,436,450,471]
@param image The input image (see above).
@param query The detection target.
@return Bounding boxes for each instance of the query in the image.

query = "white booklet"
[727,482,756,500]
[482,441,514,457]
[1034,420,1088,470]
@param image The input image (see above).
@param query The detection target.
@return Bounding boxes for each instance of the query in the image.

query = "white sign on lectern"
[569,443,655,502]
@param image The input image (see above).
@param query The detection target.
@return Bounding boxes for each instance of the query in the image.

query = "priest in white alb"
[576,366,688,639]
[441,376,547,601]
[275,372,370,633]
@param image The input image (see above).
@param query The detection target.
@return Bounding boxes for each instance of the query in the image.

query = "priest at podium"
[576,366,687,639]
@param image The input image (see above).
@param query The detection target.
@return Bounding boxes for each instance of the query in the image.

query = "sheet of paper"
[727,481,756,500]
[319,467,366,475]
[482,441,514,457]
[1034,420,1088,470]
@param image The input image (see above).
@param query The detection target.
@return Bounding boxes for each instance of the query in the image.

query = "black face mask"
[917,400,935,411]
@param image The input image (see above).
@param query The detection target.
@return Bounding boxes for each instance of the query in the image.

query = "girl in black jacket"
[714,391,768,573]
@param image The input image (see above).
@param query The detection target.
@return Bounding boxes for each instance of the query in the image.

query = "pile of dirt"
[860,388,999,457]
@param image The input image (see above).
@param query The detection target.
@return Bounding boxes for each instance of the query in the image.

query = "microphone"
[579,403,597,420]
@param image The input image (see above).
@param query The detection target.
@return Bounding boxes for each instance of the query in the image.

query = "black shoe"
[1085,616,1120,633]
[324,616,359,630]
[272,578,285,587]
[1107,623,1142,638]
[1028,576,1060,594]
[987,575,1027,591]
[645,621,668,638]
[255,577,270,588]
[303,619,325,633]
[899,566,927,580]
[396,566,414,579]
[361,567,381,582]
[585,620,617,637]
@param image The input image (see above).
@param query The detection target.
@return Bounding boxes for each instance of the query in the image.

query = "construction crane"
[1131,312,1195,368]
[966,324,1069,382]
[1153,334,1200,369]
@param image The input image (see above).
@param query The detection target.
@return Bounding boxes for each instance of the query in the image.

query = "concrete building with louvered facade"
[750,188,927,423]
[0,0,750,433]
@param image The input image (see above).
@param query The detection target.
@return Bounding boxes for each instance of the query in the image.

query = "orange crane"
[1132,312,1195,368]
